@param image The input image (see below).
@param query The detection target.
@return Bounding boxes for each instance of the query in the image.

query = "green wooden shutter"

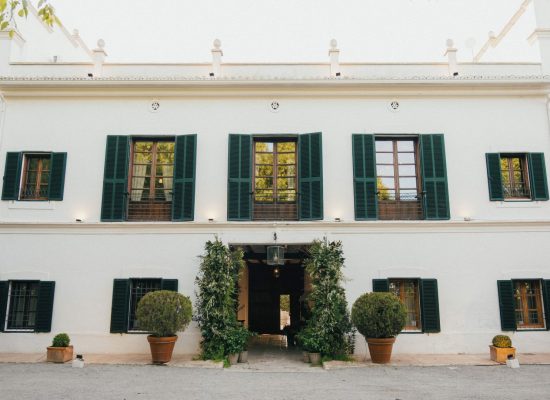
[497,280,516,331]
[35,281,55,332]
[528,153,549,201]
[101,136,130,221]
[352,134,377,220]
[48,152,67,201]
[0,281,7,332]
[298,132,323,220]
[485,153,504,201]
[161,279,179,292]
[420,279,440,333]
[172,135,197,221]
[110,279,130,333]
[543,280,550,331]
[372,279,389,292]
[227,134,252,221]
[1,152,22,200]
[419,135,450,220]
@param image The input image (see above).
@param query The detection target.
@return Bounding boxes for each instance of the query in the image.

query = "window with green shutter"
[298,132,323,220]
[419,134,450,220]
[1,152,66,201]
[110,278,179,333]
[172,135,197,221]
[485,153,548,202]
[227,134,252,221]
[372,277,440,333]
[352,134,377,220]
[0,280,55,332]
[101,136,130,221]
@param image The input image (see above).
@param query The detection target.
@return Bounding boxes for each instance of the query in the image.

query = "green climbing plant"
[302,239,352,356]
[195,237,246,359]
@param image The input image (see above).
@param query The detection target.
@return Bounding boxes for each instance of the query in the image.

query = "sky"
[50,0,540,63]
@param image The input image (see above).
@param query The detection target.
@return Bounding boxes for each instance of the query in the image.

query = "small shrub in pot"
[136,290,192,364]
[47,333,73,363]
[351,292,406,364]
[489,334,515,363]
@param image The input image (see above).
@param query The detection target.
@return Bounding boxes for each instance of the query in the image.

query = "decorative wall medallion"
[149,100,160,113]
[389,101,400,112]
[269,100,280,113]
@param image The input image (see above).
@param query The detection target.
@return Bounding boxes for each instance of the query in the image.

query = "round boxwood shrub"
[492,335,512,348]
[52,333,70,347]
[351,292,407,339]
[136,290,192,337]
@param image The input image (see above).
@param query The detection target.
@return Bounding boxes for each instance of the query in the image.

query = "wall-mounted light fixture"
[75,218,83,223]
[334,217,342,222]
[208,218,215,223]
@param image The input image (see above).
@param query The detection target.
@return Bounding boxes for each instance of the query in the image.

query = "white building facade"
[1,2,550,356]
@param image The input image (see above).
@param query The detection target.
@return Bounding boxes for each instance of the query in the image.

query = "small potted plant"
[295,330,310,363]
[490,335,516,363]
[136,290,192,364]
[351,292,407,364]
[300,327,323,365]
[224,325,250,365]
[238,330,255,363]
[47,333,73,363]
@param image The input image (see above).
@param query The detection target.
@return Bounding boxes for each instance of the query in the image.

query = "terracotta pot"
[147,335,177,364]
[228,353,239,365]
[366,337,396,364]
[46,345,74,363]
[238,350,248,363]
[489,345,516,364]
[302,351,310,363]
[308,352,321,365]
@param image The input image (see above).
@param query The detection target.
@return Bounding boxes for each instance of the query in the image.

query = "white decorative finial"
[444,38,458,77]
[97,39,105,49]
[330,39,338,50]
[213,39,221,49]
[446,39,454,49]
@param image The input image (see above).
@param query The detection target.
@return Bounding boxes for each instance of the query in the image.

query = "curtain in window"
[162,165,173,202]
[131,165,147,201]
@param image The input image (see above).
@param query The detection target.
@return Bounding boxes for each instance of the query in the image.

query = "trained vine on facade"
[195,237,246,359]
[301,239,352,356]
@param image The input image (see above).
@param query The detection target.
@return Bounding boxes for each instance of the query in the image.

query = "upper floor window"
[1,152,67,202]
[486,153,548,202]
[253,139,297,220]
[375,138,423,220]
[128,139,175,221]
[500,155,530,199]
[20,155,50,200]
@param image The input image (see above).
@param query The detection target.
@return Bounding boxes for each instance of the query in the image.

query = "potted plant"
[490,335,516,363]
[136,290,192,364]
[238,330,255,363]
[46,333,73,363]
[300,327,323,365]
[224,324,250,365]
[295,330,310,363]
[351,292,407,364]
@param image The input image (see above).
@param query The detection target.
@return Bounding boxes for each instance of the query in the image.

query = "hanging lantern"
[266,245,285,266]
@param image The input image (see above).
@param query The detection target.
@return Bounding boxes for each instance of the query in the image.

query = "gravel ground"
[1,363,549,400]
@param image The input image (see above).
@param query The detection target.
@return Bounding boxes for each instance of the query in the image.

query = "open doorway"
[231,244,310,339]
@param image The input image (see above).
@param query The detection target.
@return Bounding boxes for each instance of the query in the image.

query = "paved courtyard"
[1,361,549,400]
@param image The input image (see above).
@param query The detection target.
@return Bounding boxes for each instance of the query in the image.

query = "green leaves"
[351,292,407,339]
[195,237,247,359]
[136,290,192,337]
[0,0,54,37]
[301,239,352,356]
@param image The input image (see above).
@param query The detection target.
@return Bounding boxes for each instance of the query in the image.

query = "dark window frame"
[127,278,162,333]
[5,280,40,332]
[127,137,176,221]
[500,153,531,200]
[19,154,51,201]
[512,279,545,330]
[389,278,422,332]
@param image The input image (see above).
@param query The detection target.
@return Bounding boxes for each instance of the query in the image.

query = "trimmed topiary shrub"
[351,292,407,338]
[136,290,192,337]
[492,335,512,348]
[52,333,70,347]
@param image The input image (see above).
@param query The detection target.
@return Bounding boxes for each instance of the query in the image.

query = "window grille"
[514,280,545,329]
[500,155,531,199]
[128,279,161,331]
[389,279,421,331]
[6,281,39,330]
[20,155,50,200]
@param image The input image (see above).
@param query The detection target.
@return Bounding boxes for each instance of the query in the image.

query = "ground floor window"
[128,279,162,331]
[389,279,421,331]
[6,281,39,330]
[514,280,545,329]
